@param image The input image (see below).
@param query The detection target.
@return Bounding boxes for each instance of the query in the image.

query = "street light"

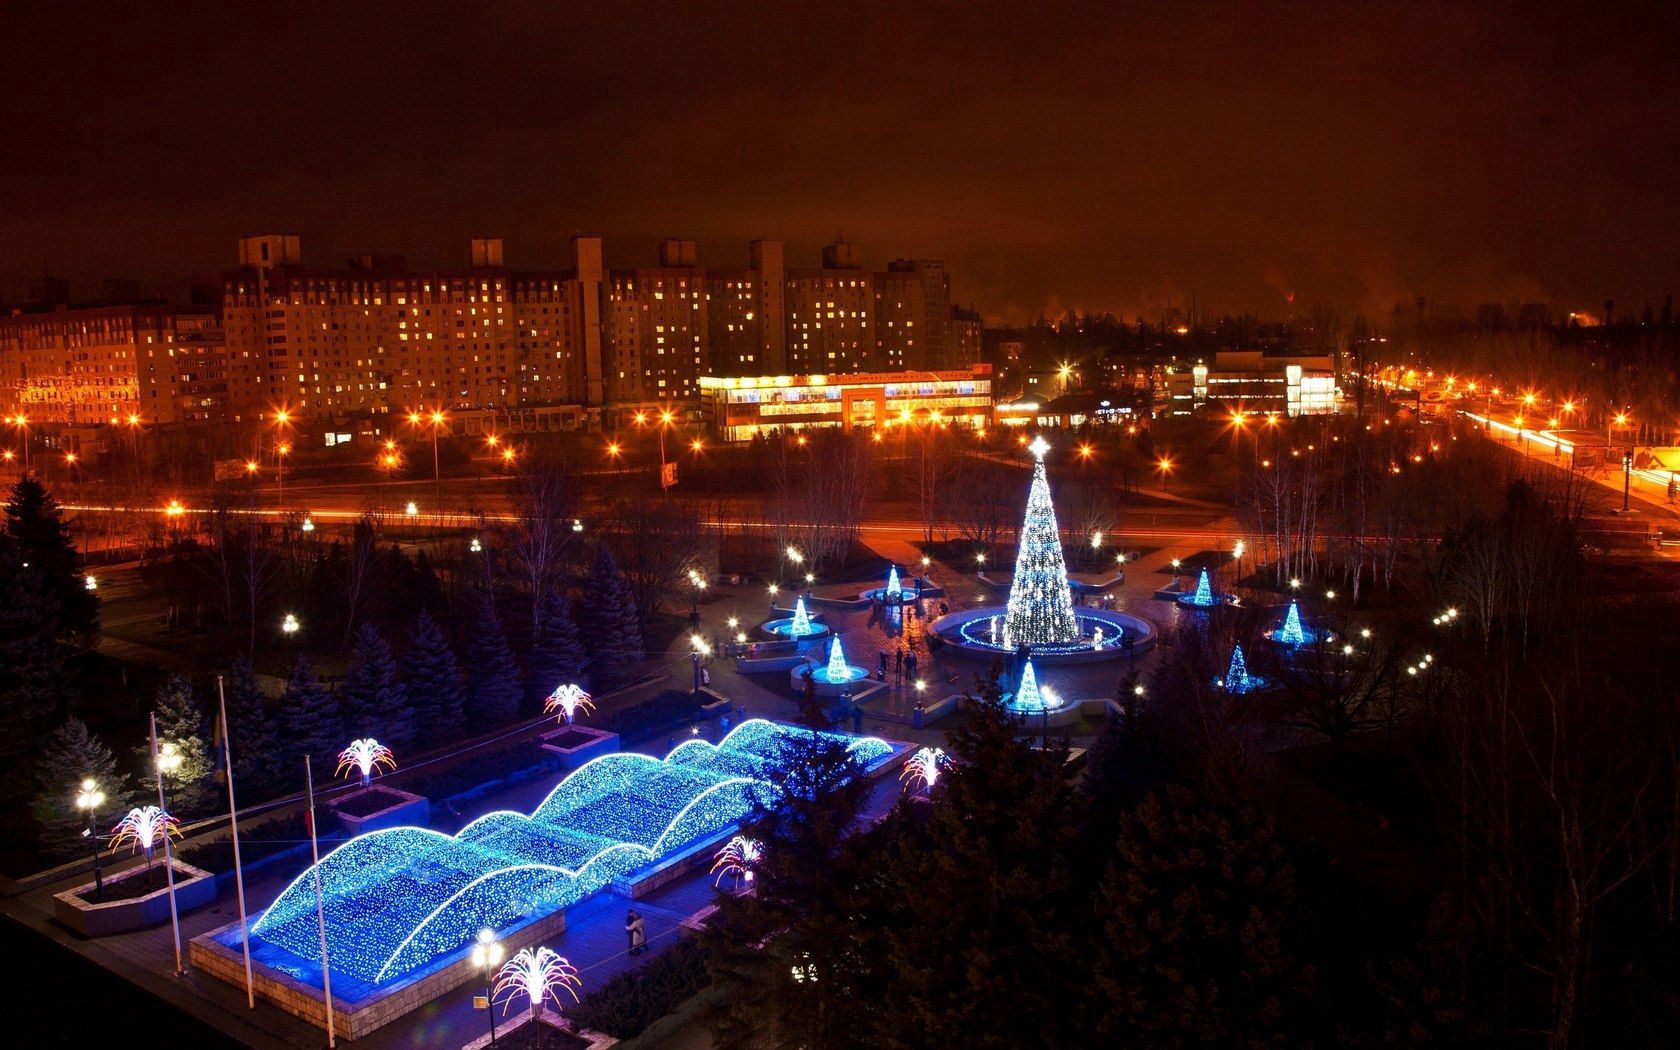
[282,612,300,636]
[75,777,106,900]
[471,928,504,1045]
[156,741,182,811]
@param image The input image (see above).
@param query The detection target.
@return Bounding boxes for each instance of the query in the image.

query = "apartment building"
[0,303,225,425]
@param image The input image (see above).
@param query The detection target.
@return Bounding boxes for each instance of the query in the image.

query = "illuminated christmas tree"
[1191,568,1214,606]
[1224,645,1252,694]
[1002,437,1079,647]
[1280,601,1305,646]
[1012,658,1046,711]
[789,596,815,637]
[827,636,849,679]
[886,565,902,600]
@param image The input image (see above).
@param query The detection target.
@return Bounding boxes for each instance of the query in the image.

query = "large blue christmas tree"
[1003,437,1079,648]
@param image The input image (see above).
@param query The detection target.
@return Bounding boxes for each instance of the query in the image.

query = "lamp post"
[688,570,706,630]
[9,413,30,473]
[75,777,105,901]
[690,634,710,694]
[1623,451,1633,512]
[471,928,504,1045]
[155,742,182,812]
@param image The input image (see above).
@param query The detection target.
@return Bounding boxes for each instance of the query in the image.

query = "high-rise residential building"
[875,259,951,371]
[705,239,786,377]
[221,235,603,423]
[787,240,876,373]
[603,239,708,405]
[950,306,983,369]
[0,304,225,425]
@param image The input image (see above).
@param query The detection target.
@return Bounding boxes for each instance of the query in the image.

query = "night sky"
[4,0,1678,322]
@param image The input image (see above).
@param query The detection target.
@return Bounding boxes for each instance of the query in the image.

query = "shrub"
[598,689,702,743]
[569,935,710,1038]
[180,812,314,873]
[402,741,546,802]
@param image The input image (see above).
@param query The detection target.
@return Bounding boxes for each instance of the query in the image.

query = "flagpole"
[150,711,185,975]
[217,675,256,1007]
[306,755,338,1047]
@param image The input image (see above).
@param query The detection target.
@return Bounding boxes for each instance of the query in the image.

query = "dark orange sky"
[3,0,1677,323]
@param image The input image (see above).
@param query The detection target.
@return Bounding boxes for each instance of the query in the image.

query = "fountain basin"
[931,606,1156,664]
[759,617,831,641]
[790,661,873,697]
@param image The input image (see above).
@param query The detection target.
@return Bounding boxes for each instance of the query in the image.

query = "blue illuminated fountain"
[1264,600,1328,648]
[931,437,1156,663]
[791,636,871,696]
[236,720,893,988]
[761,594,830,641]
[860,564,921,604]
[1176,567,1234,609]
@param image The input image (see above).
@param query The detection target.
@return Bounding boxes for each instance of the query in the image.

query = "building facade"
[699,363,994,442]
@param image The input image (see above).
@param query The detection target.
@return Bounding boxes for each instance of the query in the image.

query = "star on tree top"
[1028,435,1051,460]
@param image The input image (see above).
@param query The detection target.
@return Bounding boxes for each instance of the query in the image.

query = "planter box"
[333,786,430,836]
[539,724,621,770]
[54,860,217,937]
[462,1006,617,1050]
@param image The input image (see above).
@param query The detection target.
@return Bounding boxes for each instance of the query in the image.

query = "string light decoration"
[899,746,948,792]
[826,636,849,680]
[885,565,903,600]
[249,720,893,985]
[1218,645,1266,695]
[544,684,595,725]
[1279,602,1306,647]
[110,806,181,866]
[1007,658,1063,714]
[336,739,397,789]
[710,835,763,887]
[1002,437,1079,648]
[493,946,581,1019]
[1190,568,1215,606]
[787,596,816,637]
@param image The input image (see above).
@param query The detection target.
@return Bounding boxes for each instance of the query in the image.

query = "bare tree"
[499,456,580,637]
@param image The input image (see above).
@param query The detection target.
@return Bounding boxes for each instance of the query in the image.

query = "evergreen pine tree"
[34,717,130,861]
[139,675,214,817]
[528,588,588,704]
[280,654,342,778]
[340,624,415,752]
[224,654,287,799]
[462,592,522,729]
[0,543,67,820]
[402,610,465,751]
[4,477,98,638]
[580,547,643,692]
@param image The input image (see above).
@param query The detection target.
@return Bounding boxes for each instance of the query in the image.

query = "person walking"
[625,909,640,954]
[895,648,905,676]
[630,911,647,955]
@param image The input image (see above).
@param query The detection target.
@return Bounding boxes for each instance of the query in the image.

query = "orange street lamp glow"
[501,447,517,463]
[1522,392,1537,406]
[1562,401,1576,414]
[660,410,674,425]
[430,410,445,425]
[1615,413,1629,426]
[407,410,422,425]
[633,411,647,425]
[606,441,621,456]
[165,499,185,517]
[245,460,260,474]
[1078,443,1093,458]
[485,434,499,447]
[690,438,704,453]
[127,413,141,426]
[277,442,291,456]
[63,452,77,465]
[274,408,291,426]
[384,438,397,451]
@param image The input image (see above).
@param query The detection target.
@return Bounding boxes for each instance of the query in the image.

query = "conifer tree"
[33,717,130,860]
[402,610,465,751]
[0,543,67,818]
[528,588,588,703]
[4,477,98,638]
[280,654,342,780]
[462,592,522,728]
[340,624,415,752]
[139,675,214,817]
[580,547,643,692]
[224,654,286,799]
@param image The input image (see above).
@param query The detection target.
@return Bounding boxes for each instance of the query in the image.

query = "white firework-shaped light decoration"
[899,745,948,793]
[544,683,595,725]
[710,834,764,887]
[336,738,397,789]
[109,805,181,867]
[492,946,582,1019]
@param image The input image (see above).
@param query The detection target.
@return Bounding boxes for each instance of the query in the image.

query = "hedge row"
[598,689,702,743]
[179,812,312,874]
[569,935,711,1038]
[402,740,547,802]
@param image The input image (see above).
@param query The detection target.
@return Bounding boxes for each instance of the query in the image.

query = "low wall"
[540,725,622,770]
[191,904,570,1040]
[54,860,217,937]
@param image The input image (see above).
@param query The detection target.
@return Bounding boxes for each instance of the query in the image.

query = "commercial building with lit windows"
[1162,351,1340,416]
[700,364,993,442]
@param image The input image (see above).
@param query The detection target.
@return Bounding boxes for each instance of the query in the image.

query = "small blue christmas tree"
[1280,601,1305,646]
[789,596,815,637]
[886,565,902,600]
[826,636,849,679]
[1224,645,1252,694]
[1192,568,1214,606]
[1013,658,1045,711]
